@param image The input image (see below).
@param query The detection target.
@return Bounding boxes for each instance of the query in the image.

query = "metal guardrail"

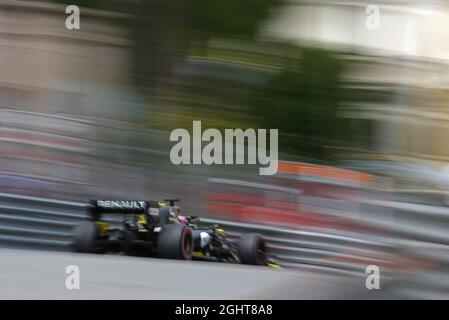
[0,192,399,275]
[0,193,85,250]
[2,192,449,299]
[0,193,449,275]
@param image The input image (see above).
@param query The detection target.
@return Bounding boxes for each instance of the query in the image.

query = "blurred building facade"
[0,0,132,116]
[0,0,133,198]
[264,0,449,163]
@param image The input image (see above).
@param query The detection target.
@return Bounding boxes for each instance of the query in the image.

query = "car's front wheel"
[238,233,267,266]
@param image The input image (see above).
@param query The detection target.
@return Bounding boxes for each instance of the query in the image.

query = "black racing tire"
[72,221,100,253]
[157,224,193,260]
[238,233,267,266]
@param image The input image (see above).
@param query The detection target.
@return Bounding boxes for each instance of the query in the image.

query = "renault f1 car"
[72,199,276,266]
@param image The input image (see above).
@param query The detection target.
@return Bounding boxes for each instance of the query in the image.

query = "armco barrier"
[1,192,445,276]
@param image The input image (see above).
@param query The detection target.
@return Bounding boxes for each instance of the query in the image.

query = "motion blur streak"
[0,0,449,299]
[0,249,363,299]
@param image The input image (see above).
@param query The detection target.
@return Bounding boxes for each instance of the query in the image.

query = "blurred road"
[0,248,364,299]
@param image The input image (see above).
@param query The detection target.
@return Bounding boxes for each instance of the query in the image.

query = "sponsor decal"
[96,200,147,210]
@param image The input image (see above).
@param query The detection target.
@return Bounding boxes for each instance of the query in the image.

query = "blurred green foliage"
[187,0,282,41]
[249,47,346,161]
[46,0,390,163]
[50,0,281,86]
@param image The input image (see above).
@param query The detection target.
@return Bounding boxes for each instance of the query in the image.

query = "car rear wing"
[88,200,160,219]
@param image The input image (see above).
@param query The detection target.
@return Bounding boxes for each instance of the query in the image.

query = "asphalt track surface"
[0,248,365,299]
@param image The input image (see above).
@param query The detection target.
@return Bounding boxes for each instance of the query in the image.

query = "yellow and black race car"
[72,199,276,267]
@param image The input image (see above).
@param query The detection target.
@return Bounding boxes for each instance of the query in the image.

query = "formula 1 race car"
[72,199,276,266]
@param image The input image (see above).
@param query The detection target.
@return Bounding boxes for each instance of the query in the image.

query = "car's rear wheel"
[72,221,100,253]
[238,233,267,266]
[158,224,193,260]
